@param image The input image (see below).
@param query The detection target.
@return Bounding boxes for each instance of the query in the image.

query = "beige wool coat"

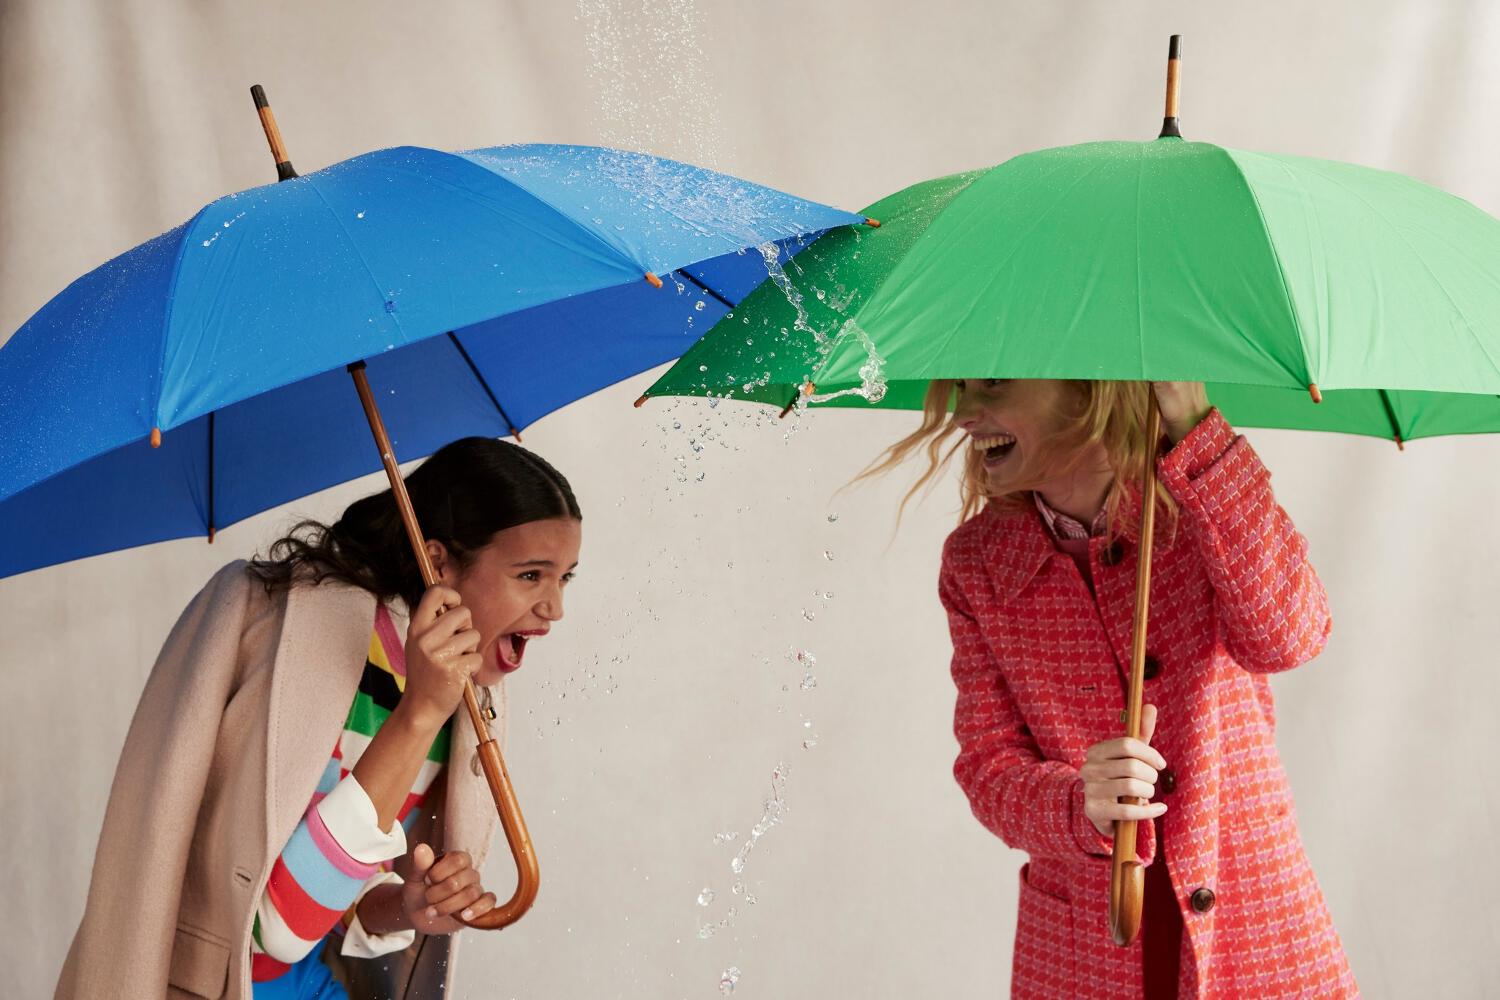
[55,561,505,999]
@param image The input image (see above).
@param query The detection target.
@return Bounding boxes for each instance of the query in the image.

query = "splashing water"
[805,319,889,405]
[792,648,818,692]
[575,0,722,167]
[697,887,716,906]
[756,242,821,342]
[719,967,742,994]
[729,764,789,881]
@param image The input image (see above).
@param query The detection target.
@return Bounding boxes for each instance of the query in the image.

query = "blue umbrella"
[0,87,868,929]
[0,113,866,579]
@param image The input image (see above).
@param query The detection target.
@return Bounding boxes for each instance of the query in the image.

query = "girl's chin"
[475,665,506,687]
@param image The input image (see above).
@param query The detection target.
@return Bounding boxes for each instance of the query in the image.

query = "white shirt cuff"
[318,774,408,865]
[340,871,418,958]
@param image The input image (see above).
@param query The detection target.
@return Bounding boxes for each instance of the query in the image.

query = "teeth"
[972,433,1016,450]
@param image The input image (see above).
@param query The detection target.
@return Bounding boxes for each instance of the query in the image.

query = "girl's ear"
[424,539,455,584]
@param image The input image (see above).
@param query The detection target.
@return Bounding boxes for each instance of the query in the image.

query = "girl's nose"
[952,392,980,429]
[537,588,564,622]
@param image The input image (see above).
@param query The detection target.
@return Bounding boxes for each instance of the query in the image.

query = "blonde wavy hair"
[860,378,1179,539]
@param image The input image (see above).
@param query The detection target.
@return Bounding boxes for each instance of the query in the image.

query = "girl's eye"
[519,571,541,582]
[953,380,967,393]
[562,572,576,584]
[983,379,1005,389]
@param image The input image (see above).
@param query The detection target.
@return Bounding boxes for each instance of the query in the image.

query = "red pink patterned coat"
[938,409,1358,999]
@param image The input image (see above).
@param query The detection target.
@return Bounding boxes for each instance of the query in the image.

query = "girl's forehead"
[481,518,582,556]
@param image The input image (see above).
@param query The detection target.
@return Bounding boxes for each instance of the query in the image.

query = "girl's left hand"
[1151,381,1212,444]
[401,843,496,934]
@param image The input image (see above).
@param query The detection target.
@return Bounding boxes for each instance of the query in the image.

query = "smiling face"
[949,378,1119,521]
[433,517,582,686]
[951,379,1082,490]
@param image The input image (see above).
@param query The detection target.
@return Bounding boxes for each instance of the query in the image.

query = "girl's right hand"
[400,586,483,729]
[1080,703,1168,838]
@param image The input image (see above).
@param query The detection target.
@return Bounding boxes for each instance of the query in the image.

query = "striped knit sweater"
[250,604,450,982]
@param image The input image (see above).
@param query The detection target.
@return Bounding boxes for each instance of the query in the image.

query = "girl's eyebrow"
[512,559,580,569]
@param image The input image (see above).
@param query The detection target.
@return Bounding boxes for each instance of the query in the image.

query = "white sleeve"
[339,871,418,959]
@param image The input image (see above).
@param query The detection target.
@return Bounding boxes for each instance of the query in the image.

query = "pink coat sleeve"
[940,556,1155,865]
[1157,408,1332,673]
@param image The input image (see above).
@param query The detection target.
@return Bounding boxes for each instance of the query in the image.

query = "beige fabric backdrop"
[3,1,1499,997]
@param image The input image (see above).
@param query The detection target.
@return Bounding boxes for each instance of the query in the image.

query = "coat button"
[1190,887,1216,913]
[1158,767,1176,795]
[1143,655,1162,680]
[1099,540,1126,567]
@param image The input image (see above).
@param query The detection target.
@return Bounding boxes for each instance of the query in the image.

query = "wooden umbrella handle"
[348,363,540,930]
[1108,390,1162,947]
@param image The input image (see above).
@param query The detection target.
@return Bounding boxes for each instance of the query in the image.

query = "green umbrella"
[640,97,1500,446]
[638,36,1500,946]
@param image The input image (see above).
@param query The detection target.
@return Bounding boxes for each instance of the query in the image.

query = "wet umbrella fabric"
[0,143,864,577]
[644,138,1500,438]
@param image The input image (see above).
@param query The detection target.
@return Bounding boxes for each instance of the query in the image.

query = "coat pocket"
[1011,863,1077,999]
[167,923,230,999]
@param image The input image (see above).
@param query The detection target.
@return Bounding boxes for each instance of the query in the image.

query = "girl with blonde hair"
[878,378,1357,999]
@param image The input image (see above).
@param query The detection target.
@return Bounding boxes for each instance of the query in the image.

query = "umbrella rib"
[446,332,521,437]
[674,269,734,310]
[1377,387,1406,448]
[207,410,216,541]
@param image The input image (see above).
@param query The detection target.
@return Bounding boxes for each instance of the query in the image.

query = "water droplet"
[384,300,397,313]
[713,831,738,844]
[697,925,715,940]
[826,513,839,523]
[802,737,818,749]
[801,609,815,622]
[800,675,817,691]
[823,550,834,561]
[730,857,746,875]
[719,967,741,994]
[697,887,716,906]
[698,364,708,372]
[356,211,366,219]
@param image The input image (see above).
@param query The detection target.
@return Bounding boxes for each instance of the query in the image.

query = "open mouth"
[972,432,1017,466]
[496,633,529,674]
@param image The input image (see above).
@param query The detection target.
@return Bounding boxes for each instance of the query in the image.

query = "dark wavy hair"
[248,437,581,610]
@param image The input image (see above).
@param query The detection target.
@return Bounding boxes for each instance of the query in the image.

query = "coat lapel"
[444,679,504,868]
[978,500,1059,600]
[264,577,376,846]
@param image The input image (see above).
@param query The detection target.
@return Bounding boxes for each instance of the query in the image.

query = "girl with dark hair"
[57,437,582,1000]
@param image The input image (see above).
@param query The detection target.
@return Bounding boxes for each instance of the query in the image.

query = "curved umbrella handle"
[1108,389,1163,946]
[349,362,540,930]
[462,733,541,928]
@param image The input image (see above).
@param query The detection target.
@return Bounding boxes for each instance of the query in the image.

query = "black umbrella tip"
[1168,35,1182,60]
[250,84,269,109]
